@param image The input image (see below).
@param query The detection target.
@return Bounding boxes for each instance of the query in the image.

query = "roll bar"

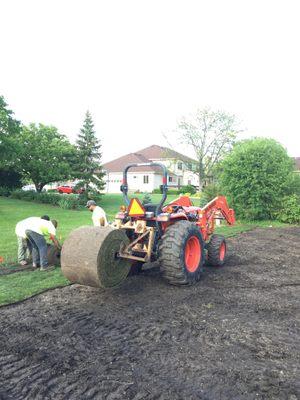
[120,162,168,215]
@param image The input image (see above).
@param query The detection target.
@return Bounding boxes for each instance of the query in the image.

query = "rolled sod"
[61,226,131,288]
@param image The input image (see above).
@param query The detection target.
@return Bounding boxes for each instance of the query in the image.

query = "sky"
[0,0,299,163]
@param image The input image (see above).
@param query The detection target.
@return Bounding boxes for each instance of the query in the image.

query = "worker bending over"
[85,200,108,226]
[15,215,50,266]
[18,217,61,271]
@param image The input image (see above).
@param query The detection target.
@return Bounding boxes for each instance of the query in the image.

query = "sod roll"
[47,244,61,266]
[61,226,131,288]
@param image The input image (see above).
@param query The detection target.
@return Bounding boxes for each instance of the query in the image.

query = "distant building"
[103,145,199,193]
[293,157,300,173]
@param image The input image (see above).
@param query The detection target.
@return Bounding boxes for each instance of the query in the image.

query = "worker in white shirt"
[15,215,50,266]
[16,216,61,271]
[85,200,108,226]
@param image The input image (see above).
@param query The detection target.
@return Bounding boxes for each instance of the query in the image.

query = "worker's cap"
[85,200,96,208]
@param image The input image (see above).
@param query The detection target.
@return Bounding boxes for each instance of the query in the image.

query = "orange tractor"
[61,163,235,288]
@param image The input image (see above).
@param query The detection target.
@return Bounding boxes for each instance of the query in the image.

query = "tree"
[75,111,105,197]
[16,123,76,192]
[175,108,239,192]
[219,138,295,220]
[0,169,22,189]
[0,95,21,168]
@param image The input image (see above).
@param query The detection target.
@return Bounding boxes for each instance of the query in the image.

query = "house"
[103,145,199,193]
[293,157,300,173]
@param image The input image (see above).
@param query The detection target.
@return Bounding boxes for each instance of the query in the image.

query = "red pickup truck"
[56,185,85,194]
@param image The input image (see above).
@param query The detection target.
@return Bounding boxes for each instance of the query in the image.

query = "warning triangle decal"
[128,198,145,216]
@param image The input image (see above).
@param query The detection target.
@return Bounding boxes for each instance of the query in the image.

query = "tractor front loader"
[61,163,235,288]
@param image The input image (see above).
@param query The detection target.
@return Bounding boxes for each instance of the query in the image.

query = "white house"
[103,145,199,193]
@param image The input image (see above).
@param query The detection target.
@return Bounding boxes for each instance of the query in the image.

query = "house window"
[188,180,191,185]
[169,176,173,183]
[177,162,183,170]
[143,175,149,184]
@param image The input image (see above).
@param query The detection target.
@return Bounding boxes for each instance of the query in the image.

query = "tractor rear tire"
[159,220,205,285]
[207,234,227,267]
[61,226,131,288]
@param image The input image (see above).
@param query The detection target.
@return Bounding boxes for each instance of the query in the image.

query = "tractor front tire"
[159,220,205,285]
[207,234,227,267]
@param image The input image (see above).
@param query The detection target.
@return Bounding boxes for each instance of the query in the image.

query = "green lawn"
[0,268,70,306]
[0,195,290,307]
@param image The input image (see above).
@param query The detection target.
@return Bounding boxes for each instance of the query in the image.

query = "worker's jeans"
[17,236,31,262]
[25,230,48,267]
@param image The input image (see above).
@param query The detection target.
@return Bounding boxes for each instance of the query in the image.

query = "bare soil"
[0,227,299,400]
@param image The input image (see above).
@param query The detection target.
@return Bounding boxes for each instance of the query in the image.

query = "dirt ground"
[0,227,299,400]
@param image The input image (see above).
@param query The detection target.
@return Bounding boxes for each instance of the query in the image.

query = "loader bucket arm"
[202,196,235,225]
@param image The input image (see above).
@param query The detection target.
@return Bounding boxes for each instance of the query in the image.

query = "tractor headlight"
[145,211,154,219]
[157,213,170,222]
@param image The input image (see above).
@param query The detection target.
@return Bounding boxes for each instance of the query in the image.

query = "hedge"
[9,190,84,209]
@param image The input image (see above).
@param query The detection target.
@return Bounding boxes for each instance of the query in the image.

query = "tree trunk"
[35,182,44,192]
[197,161,205,194]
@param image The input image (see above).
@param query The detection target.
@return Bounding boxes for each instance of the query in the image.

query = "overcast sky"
[0,0,299,162]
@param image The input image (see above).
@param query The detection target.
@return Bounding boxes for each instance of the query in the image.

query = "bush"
[276,195,300,224]
[200,183,221,205]
[152,188,161,194]
[142,193,152,205]
[0,186,12,197]
[11,189,37,201]
[153,188,180,195]
[180,185,196,195]
[10,189,82,209]
[285,173,300,196]
[58,195,81,210]
[219,138,296,220]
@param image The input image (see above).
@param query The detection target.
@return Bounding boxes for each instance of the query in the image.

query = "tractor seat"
[143,203,158,213]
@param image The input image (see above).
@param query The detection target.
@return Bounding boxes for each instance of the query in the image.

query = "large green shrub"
[276,195,300,224]
[285,173,300,196]
[219,138,295,220]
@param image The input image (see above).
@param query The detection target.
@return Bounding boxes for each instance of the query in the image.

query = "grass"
[0,195,291,307]
[0,268,70,307]
[215,219,288,237]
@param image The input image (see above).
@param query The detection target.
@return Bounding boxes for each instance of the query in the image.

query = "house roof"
[138,145,197,163]
[293,157,300,170]
[103,152,162,173]
[103,145,196,173]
